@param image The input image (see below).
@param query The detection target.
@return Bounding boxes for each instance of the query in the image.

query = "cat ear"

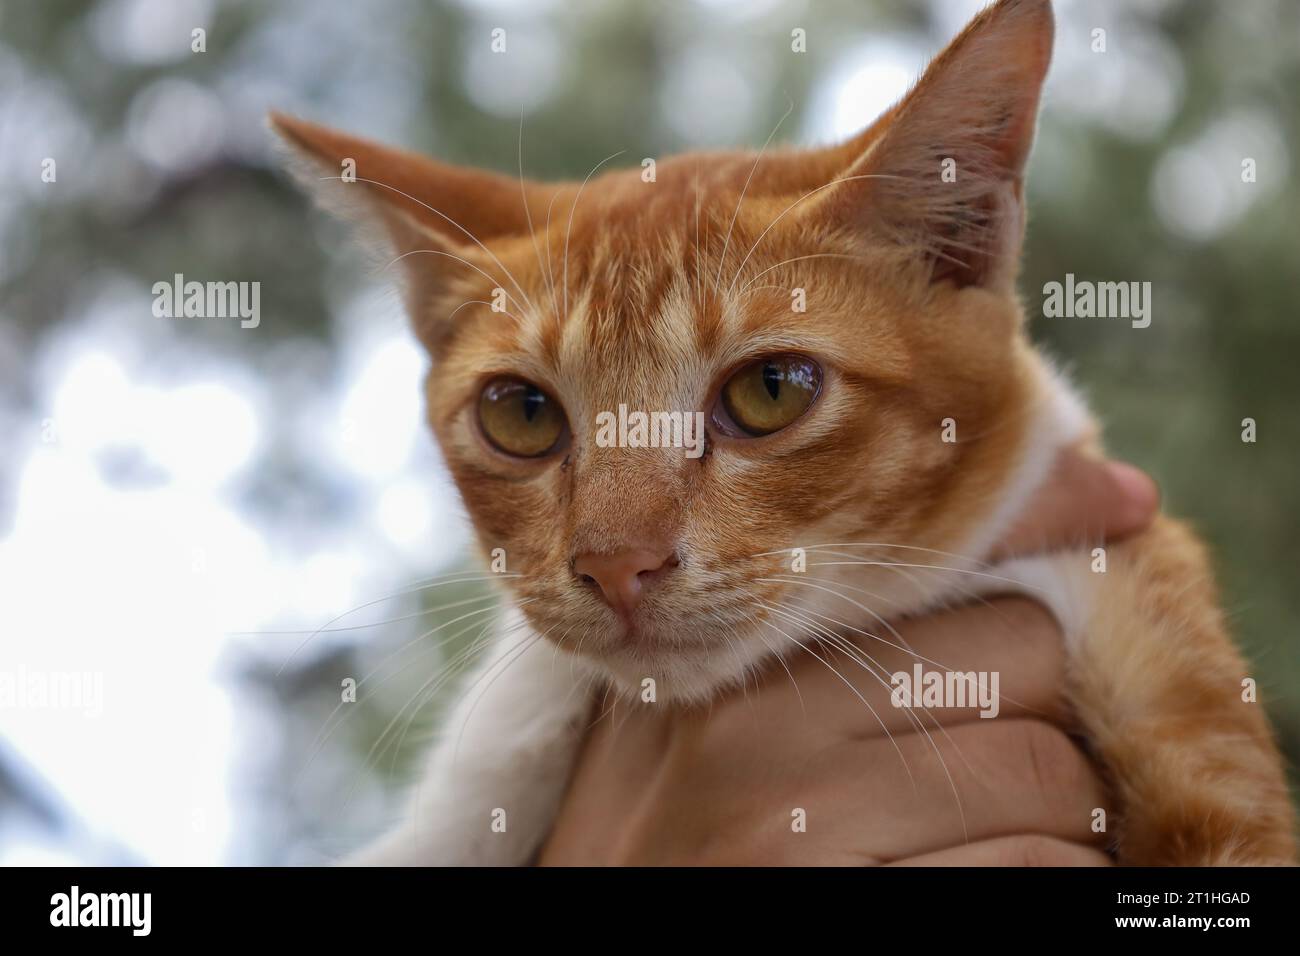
[810,0,1054,288]
[269,113,542,336]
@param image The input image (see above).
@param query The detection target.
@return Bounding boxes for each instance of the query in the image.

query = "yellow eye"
[719,355,822,437]
[478,377,567,458]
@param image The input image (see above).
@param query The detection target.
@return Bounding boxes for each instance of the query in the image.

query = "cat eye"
[716,355,822,437]
[478,377,568,458]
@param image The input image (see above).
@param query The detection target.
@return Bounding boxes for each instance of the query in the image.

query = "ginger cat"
[273,0,1295,865]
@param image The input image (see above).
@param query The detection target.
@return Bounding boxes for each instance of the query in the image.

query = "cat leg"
[347,619,595,865]
[1001,517,1296,865]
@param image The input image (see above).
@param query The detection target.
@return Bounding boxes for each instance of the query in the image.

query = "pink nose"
[573,548,676,617]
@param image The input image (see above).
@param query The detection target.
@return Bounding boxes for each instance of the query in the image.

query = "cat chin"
[582,629,782,706]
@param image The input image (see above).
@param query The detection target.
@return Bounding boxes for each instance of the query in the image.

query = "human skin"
[538,450,1160,865]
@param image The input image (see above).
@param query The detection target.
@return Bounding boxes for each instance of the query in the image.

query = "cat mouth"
[534,584,759,665]
[555,613,690,661]
[586,610,743,662]
[579,616,670,655]
[599,618,670,652]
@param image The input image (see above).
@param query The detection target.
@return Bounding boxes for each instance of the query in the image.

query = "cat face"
[415,181,1037,696]
[275,0,1057,699]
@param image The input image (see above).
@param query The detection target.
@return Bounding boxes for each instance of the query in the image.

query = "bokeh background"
[1,0,1296,864]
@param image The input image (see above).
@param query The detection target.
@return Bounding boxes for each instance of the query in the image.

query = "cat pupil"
[523,388,543,422]
[762,363,781,400]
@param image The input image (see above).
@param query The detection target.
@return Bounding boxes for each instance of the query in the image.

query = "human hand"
[537,449,1158,865]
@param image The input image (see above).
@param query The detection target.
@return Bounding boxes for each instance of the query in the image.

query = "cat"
[272,0,1296,865]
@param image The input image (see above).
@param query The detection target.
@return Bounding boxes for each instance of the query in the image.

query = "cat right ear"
[804,0,1054,289]
[269,113,539,341]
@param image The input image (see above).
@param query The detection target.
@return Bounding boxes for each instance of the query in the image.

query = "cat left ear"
[270,113,547,344]
[810,0,1054,288]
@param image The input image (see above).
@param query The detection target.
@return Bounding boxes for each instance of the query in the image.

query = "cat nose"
[573,548,677,617]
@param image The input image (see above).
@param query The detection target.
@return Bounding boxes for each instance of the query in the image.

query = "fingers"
[991,447,1159,561]
[756,597,1070,738]
[887,834,1112,866]
[820,718,1109,861]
